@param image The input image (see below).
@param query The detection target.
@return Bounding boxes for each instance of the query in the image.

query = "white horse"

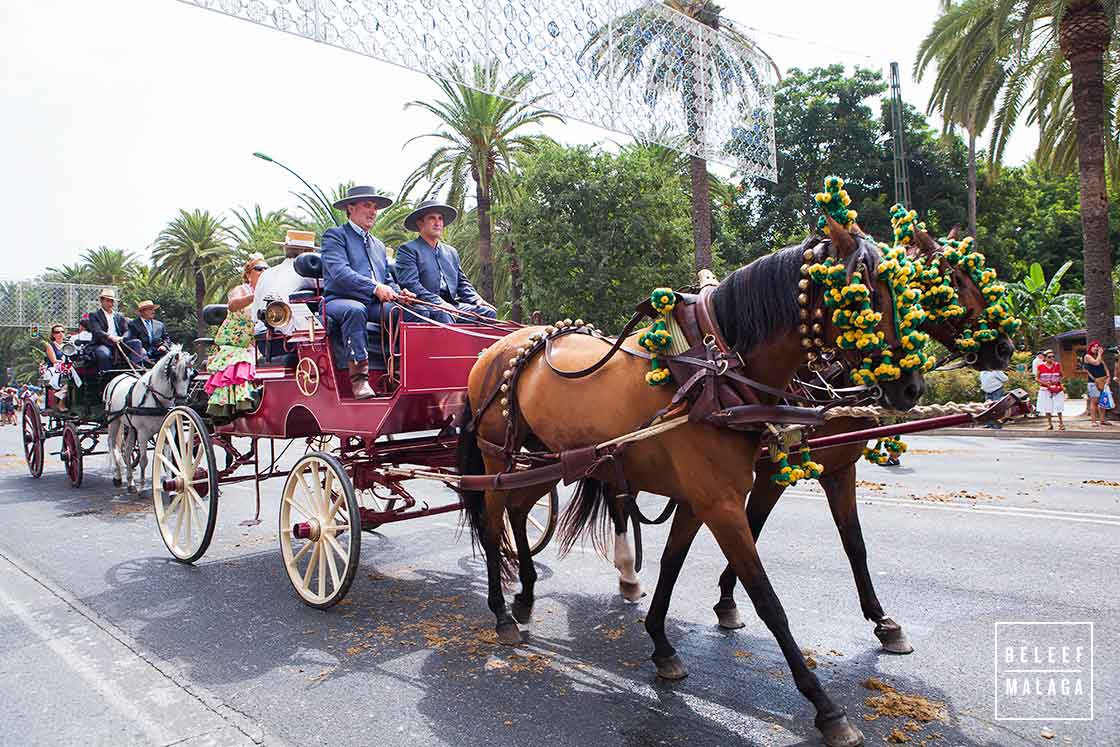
[103,345,194,493]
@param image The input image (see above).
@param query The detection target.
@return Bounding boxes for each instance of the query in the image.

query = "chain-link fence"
[177,0,776,180]
[0,282,115,330]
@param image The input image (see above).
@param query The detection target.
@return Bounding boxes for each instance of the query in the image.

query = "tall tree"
[915,0,1010,236]
[230,205,298,262]
[151,209,230,339]
[402,61,562,301]
[924,0,1118,359]
[581,0,778,271]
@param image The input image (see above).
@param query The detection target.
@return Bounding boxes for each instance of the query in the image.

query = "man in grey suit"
[395,200,496,325]
[322,185,415,399]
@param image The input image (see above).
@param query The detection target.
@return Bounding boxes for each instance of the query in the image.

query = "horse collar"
[696,286,732,356]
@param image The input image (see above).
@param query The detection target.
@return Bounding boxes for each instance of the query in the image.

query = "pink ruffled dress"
[204,283,257,417]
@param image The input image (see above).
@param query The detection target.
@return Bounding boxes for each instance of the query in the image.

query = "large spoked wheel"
[505,487,560,558]
[61,424,83,488]
[152,407,219,564]
[21,399,43,478]
[279,452,361,609]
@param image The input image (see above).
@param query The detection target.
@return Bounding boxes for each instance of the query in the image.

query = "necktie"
[146,319,154,341]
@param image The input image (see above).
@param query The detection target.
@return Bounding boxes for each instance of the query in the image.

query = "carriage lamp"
[264,300,293,330]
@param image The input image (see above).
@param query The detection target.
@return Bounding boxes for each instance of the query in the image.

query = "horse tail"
[457,397,486,552]
[555,477,612,559]
[457,396,521,583]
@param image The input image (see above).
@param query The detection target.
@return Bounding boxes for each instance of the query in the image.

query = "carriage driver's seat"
[294,252,395,372]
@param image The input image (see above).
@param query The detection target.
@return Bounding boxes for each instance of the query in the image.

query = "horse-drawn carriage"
[149,252,559,608]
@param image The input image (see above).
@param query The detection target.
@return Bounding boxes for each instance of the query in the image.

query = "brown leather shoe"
[349,360,375,399]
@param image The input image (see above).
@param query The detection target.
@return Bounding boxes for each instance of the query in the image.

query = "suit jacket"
[395,237,482,306]
[87,309,128,347]
[322,223,400,303]
[126,317,168,354]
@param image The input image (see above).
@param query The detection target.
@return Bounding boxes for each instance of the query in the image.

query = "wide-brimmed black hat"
[332,185,394,211]
[404,199,458,232]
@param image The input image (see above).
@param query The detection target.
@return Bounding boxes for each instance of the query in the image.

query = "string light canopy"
[176,0,777,180]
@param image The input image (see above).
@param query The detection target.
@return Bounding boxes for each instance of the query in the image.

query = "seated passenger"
[126,300,169,362]
[87,288,144,373]
[252,229,318,338]
[322,185,417,400]
[395,200,497,324]
[203,255,265,418]
[42,324,71,410]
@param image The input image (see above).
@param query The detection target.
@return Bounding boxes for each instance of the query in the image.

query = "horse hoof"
[511,600,533,625]
[112,478,122,487]
[619,579,644,603]
[874,618,914,655]
[817,714,864,747]
[714,602,745,630]
[496,623,523,646]
[653,654,688,680]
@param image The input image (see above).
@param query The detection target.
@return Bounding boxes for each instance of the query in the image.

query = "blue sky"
[0,0,1036,281]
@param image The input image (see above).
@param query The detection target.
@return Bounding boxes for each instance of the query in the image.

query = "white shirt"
[979,369,1008,393]
[100,307,115,336]
[251,257,316,335]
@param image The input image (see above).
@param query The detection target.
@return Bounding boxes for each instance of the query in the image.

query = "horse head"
[147,344,194,404]
[908,223,1016,371]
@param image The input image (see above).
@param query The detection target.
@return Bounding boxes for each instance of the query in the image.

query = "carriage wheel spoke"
[186,486,206,512]
[302,543,320,590]
[183,490,194,549]
[157,452,176,475]
[172,494,186,548]
[323,540,341,590]
[317,542,327,598]
[165,425,184,469]
[527,513,546,534]
[323,532,348,565]
[283,496,313,522]
[288,539,313,567]
[165,491,184,517]
[296,472,317,511]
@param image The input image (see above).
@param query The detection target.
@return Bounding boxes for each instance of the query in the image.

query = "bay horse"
[458,225,925,747]
[704,227,1016,654]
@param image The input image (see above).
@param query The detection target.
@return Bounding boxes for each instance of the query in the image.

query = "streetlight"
[252,152,339,226]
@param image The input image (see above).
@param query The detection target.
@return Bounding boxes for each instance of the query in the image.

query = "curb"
[929,425,1120,440]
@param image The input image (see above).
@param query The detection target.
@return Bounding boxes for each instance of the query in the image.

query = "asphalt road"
[0,422,1115,747]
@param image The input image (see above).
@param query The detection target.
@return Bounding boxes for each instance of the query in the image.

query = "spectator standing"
[979,368,1009,429]
[1082,340,1115,427]
[1035,350,1066,431]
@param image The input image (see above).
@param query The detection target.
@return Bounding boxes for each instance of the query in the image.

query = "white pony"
[103,345,194,493]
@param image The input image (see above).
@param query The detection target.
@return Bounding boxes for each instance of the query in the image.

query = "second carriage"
[150,252,558,608]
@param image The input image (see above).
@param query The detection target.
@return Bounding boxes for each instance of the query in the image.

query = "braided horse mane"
[710,234,884,358]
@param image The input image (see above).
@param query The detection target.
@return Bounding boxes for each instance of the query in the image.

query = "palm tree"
[921,0,1117,357]
[151,209,230,339]
[402,61,561,301]
[76,246,140,285]
[915,0,1011,236]
[580,1,778,270]
[230,205,299,262]
[42,262,93,284]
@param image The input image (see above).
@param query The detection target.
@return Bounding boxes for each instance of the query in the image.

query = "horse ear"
[947,224,961,240]
[914,229,940,255]
[825,215,857,257]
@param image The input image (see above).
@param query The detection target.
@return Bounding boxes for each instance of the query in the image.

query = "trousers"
[426,301,498,325]
[325,299,432,364]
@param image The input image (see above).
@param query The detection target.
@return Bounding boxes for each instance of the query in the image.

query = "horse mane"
[142,343,184,384]
[710,234,882,357]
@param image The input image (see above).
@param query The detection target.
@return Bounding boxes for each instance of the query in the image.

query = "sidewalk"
[933,397,1120,439]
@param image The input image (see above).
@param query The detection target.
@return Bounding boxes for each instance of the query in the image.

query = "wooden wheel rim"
[279,452,360,608]
[152,407,218,563]
[62,425,82,488]
[504,488,559,558]
[21,403,43,478]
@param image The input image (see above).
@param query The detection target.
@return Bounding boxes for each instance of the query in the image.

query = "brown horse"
[706,227,1016,652]
[458,226,924,747]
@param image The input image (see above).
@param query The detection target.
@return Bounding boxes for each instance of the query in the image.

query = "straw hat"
[273,229,319,250]
[98,288,117,301]
[136,300,160,312]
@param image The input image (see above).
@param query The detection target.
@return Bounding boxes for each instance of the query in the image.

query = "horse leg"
[821,463,913,654]
[107,419,124,488]
[645,501,703,680]
[136,427,151,497]
[473,447,522,646]
[714,473,785,630]
[704,503,863,747]
[122,424,138,492]
[506,486,551,625]
[609,494,642,602]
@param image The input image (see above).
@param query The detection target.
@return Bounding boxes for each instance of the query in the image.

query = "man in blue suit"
[395,200,496,325]
[322,185,415,399]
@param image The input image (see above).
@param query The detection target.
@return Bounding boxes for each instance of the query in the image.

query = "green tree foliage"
[118,279,199,347]
[151,209,230,339]
[1006,260,1085,350]
[512,143,694,331]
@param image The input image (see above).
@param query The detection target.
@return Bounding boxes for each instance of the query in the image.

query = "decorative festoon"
[640,288,677,386]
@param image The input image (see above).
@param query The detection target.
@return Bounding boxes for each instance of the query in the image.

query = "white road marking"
[784,490,1120,527]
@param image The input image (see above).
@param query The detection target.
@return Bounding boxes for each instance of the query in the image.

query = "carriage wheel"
[61,424,83,488]
[21,400,43,478]
[505,487,560,558]
[279,452,361,609]
[152,407,219,564]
